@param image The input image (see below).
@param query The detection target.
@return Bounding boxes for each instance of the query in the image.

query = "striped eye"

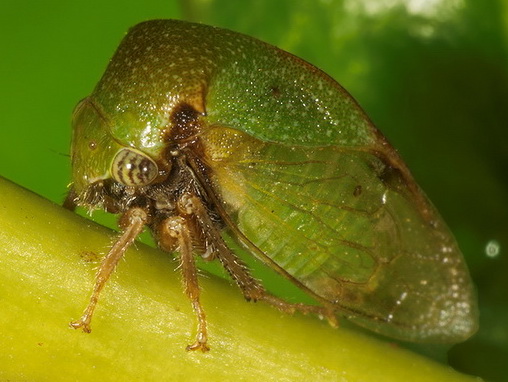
[111,148,158,186]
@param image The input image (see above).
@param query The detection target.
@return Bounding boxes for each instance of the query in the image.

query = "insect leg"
[70,207,148,332]
[160,215,210,352]
[63,187,78,211]
[215,240,338,328]
[178,192,338,327]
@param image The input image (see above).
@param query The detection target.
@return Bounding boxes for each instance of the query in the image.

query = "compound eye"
[111,148,158,186]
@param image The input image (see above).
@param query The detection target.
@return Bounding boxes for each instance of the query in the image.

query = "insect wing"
[200,125,478,343]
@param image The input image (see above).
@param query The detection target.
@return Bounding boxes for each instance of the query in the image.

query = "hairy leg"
[70,207,148,332]
[159,215,210,352]
[177,192,338,327]
[215,238,338,327]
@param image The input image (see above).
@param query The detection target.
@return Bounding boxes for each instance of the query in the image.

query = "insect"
[65,19,478,352]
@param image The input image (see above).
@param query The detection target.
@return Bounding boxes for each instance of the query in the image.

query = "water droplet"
[485,240,500,258]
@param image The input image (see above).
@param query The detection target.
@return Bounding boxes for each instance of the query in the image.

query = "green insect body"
[67,19,478,351]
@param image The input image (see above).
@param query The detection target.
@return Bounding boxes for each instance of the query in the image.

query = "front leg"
[71,207,148,332]
[63,187,78,211]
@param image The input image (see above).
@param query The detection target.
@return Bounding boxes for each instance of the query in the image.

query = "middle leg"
[177,192,338,327]
[159,215,210,352]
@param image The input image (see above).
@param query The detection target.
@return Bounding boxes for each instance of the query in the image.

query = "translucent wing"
[200,126,478,343]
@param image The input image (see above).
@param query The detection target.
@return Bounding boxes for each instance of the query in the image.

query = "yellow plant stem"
[0,177,481,381]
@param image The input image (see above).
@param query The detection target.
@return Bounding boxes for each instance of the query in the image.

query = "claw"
[69,319,92,333]
[186,341,210,352]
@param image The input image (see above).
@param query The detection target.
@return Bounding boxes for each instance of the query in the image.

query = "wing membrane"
[200,126,477,342]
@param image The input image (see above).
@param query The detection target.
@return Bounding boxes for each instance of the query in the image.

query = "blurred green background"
[0,0,506,381]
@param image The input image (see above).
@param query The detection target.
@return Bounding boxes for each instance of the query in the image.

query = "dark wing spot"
[372,152,435,223]
[367,155,407,195]
[377,163,407,194]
